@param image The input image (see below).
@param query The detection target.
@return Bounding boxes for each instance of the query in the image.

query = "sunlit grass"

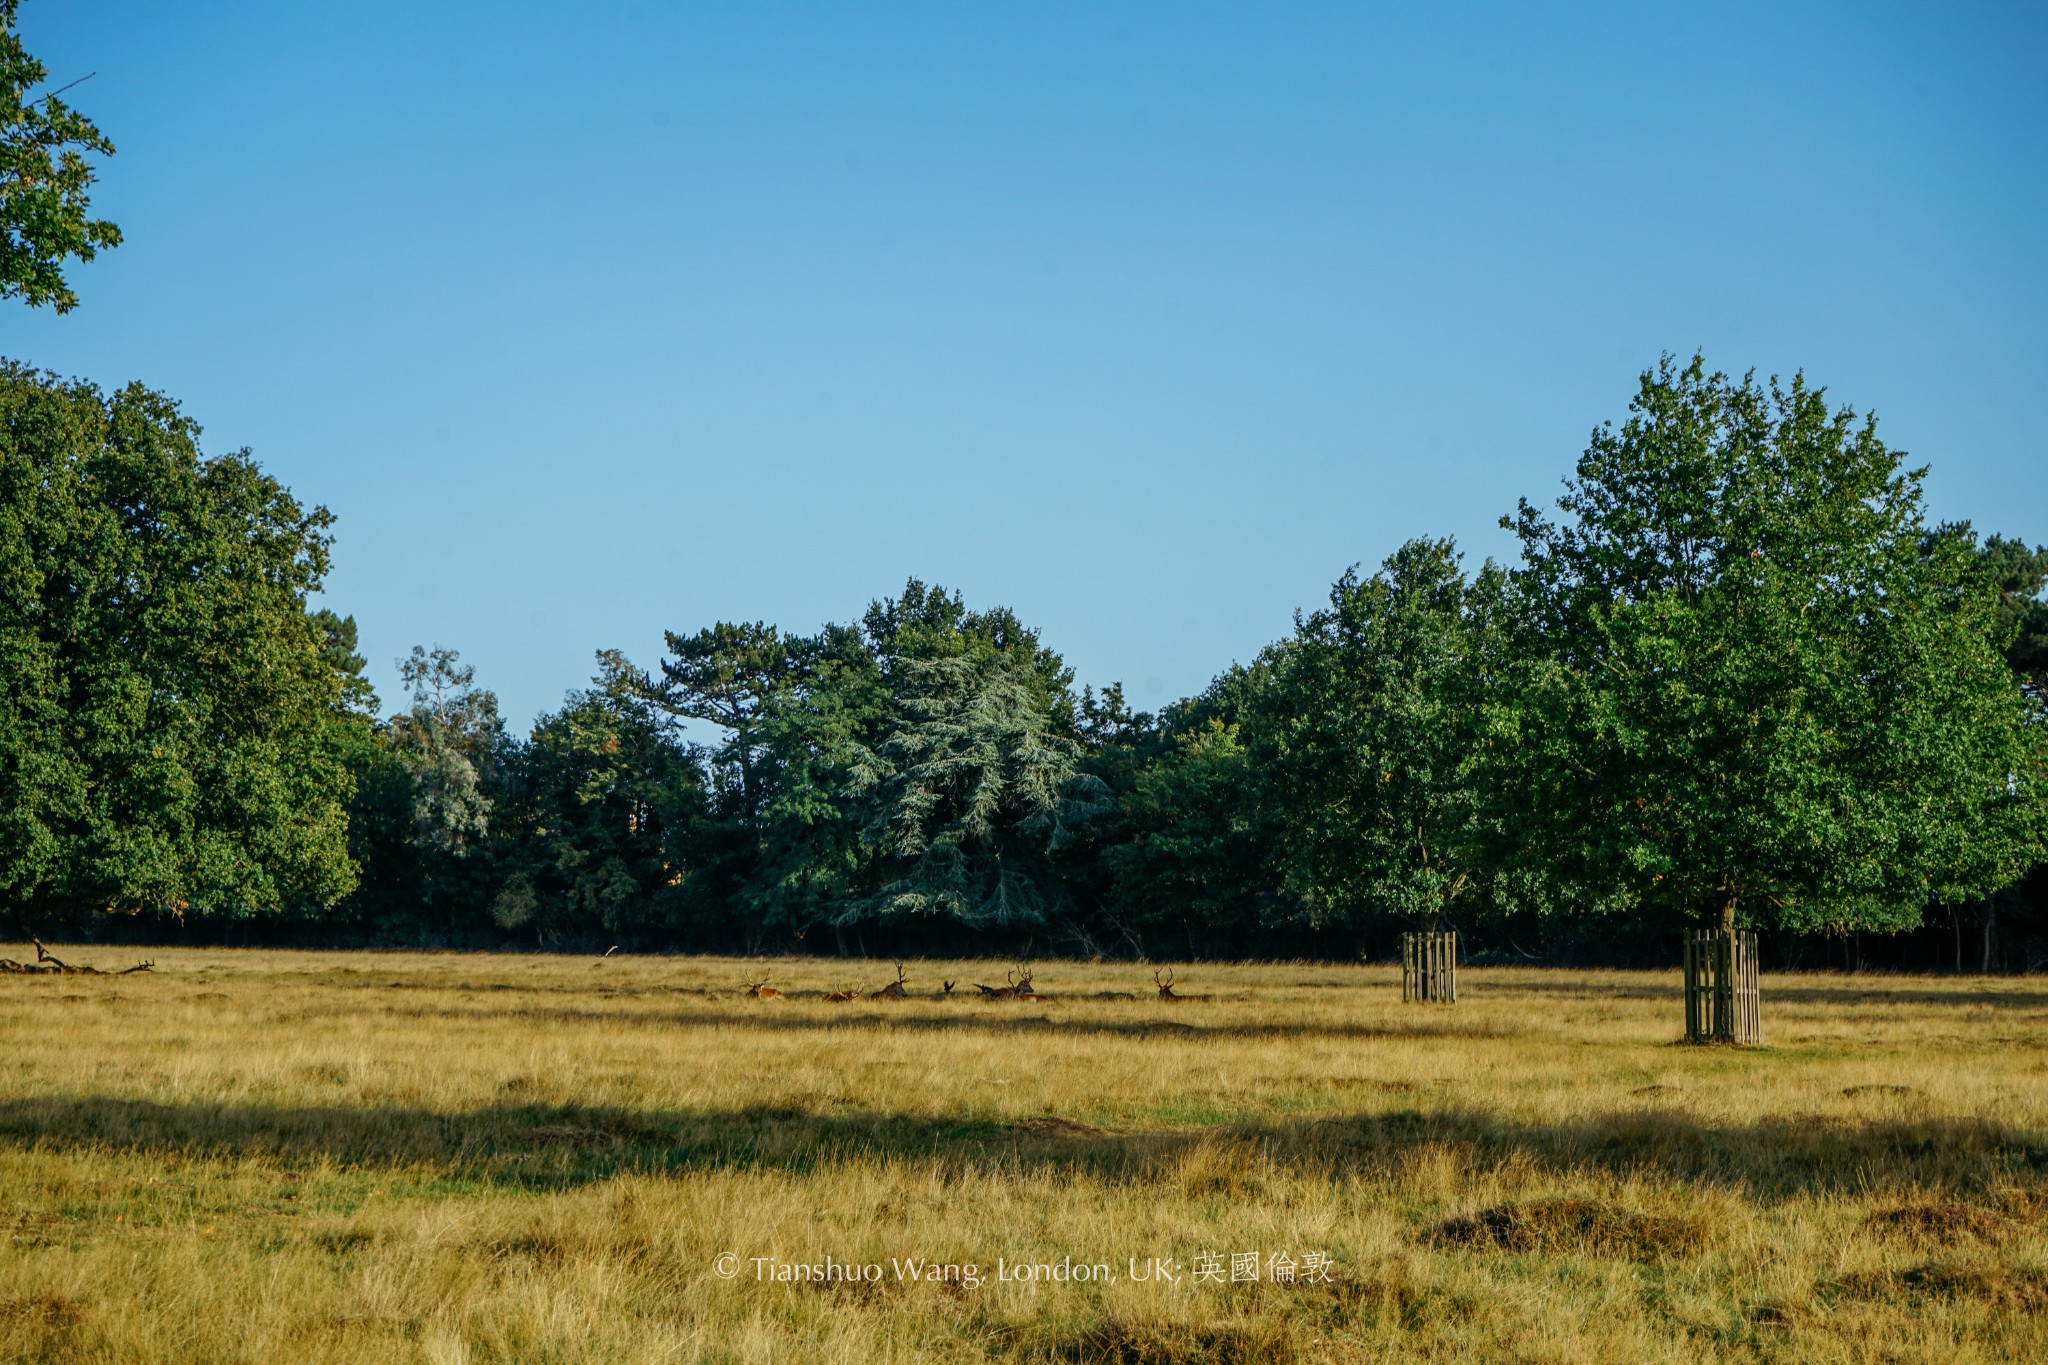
[1,945,2044,1362]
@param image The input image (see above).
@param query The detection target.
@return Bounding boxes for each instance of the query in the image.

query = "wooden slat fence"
[1401,930,1457,1004]
[1683,928,1760,1044]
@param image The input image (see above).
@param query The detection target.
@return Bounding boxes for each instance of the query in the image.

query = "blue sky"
[7,1,2044,726]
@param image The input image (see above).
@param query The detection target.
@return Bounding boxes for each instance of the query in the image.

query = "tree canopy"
[1249,537,1506,934]
[0,364,356,919]
[1496,355,2047,935]
[0,1,119,312]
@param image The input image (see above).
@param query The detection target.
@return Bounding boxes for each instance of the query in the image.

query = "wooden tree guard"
[1683,929,1760,1044]
[1401,930,1457,1003]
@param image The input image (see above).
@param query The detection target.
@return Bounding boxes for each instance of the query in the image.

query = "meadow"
[0,946,2044,1363]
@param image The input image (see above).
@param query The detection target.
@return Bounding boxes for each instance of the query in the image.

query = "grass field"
[0,946,2044,1363]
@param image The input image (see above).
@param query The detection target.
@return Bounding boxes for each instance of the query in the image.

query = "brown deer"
[1154,967,1184,1002]
[871,963,909,1000]
[743,977,782,999]
[0,942,155,976]
[940,979,956,997]
[822,983,864,1003]
[976,963,1038,1001]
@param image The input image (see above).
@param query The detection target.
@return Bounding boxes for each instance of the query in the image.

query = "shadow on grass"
[283,1002,1526,1044]
[1483,978,2048,1011]
[0,1095,2039,1203]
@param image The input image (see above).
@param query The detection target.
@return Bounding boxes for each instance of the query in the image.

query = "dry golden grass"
[0,946,2044,1363]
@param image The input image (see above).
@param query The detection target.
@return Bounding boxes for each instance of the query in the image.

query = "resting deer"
[823,983,864,1003]
[976,963,1038,1001]
[941,979,956,998]
[744,977,782,999]
[0,942,156,976]
[1154,967,1184,1002]
[871,963,909,1001]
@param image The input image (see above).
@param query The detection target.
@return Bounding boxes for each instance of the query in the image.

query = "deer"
[743,977,782,999]
[822,983,864,1003]
[940,979,956,998]
[0,941,156,976]
[870,963,909,1001]
[975,963,1038,1001]
[1154,967,1185,1002]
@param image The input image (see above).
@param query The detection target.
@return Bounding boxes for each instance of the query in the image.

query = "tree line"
[4,357,2045,968]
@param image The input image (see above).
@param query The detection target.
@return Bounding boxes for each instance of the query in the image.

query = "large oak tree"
[1497,355,2046,936]
[0,365,357,919]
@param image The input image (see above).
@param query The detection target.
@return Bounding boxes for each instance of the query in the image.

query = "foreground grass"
[1,948,2044,1362]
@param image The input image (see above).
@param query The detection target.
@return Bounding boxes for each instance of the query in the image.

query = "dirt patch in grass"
[1864,1202,2019,1244]
[1429,1198,1708,1261]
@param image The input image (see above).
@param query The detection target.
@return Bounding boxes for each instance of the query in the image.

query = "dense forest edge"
[4,356,2045,971]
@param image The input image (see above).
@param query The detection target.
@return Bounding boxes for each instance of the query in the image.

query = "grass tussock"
[1429,1197,1709,1260]
[1836,1260,2048,1310]
[1863,1202,2024,1244]
[0,946,2043,1362]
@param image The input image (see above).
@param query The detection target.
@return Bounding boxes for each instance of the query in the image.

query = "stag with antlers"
[0,941,154,976]
[975,963,1039,1001]
[870,963,909,1000]
[1154,967,1185,1003]
[743,977,783,999]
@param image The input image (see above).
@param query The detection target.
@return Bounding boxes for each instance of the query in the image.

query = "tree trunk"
[1718,894,1737,936]
[1981,897,1997,975]
[834,922,849,958]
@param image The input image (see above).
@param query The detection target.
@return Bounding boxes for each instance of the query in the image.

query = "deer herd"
[742,962,1200,1004]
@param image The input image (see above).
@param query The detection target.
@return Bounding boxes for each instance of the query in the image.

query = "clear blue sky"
[7,1,2044,727]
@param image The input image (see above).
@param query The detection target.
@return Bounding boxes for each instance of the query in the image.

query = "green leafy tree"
[495,650,703,945]
[311,609,380,719]
[1498,355,2047,937]
[644,620,812,945]
[1101,706,1278,956]
[1247,538,1506,940]
[1,1,119,311]
[652,620,799,821]
[388,645,502,854]
[0,364,355,920]
[861,645,1104,926]
[1974,532,2048,694]
[845,580,1106,929]
[745,623,891,935]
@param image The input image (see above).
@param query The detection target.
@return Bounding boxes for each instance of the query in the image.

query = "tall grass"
[1,946,2043,1362]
